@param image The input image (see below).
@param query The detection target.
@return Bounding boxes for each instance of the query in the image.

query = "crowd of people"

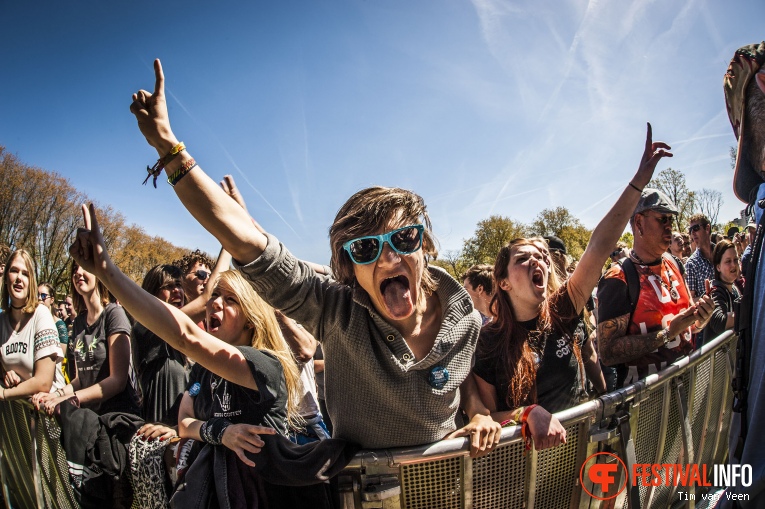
[0,40,764,507]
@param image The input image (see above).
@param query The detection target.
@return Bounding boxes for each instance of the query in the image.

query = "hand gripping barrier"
[0,330,736,508]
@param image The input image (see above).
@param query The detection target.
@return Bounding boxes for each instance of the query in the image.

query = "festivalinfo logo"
[580,452,752,502]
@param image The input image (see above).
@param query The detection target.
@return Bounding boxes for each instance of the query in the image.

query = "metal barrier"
[336,331,736,509]
[0,331,735,508]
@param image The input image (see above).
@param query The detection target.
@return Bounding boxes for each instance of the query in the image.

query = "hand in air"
[221,175,248,211]
[633,123,672,188]
[69,204,112,278]
[129,59,177,154]
[221,423,277,467]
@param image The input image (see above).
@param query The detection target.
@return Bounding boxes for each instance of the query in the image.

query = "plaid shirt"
[684,246,715,298]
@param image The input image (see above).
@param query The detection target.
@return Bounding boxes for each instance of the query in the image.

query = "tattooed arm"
[597,308,698,366]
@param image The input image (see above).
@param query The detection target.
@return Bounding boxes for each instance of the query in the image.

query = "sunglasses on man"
[193,269,211,281]
[343,225,424,265]
[688,224,703,234]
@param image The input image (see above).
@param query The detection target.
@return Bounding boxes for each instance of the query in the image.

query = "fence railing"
[0,331,735,509]
[335,331,736,509]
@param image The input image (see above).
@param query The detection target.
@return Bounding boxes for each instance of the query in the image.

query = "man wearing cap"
[722,41,765,507]
[596,188,713,388]
[544,235,569,282]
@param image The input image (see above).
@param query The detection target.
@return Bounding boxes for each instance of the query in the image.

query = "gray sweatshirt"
[237,233,481,449]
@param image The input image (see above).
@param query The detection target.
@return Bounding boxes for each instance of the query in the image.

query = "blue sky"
[1,1,763,264]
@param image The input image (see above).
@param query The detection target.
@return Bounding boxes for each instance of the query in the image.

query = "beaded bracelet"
[167,158,197,187]
[143,142,186,188]
[199,417,231,445]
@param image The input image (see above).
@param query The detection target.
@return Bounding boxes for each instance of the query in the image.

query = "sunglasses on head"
[38,293,51,301]
[688,224,702,234]
[343,225,425,265]
[193,269,210,281]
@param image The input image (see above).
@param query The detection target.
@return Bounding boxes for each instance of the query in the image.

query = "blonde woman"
[0,249,65,402]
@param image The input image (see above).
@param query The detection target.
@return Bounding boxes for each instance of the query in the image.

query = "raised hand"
[221,175,248,211]
[633,122,672,188]
[129,59,178,155]
[69,204,112,278]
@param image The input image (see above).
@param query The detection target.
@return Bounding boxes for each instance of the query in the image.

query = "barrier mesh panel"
[471,440,526,509]
[634,386,664,505]
[0,401,76,509]
[691,358,712,463]
[714,349,734,464]
[0,401,35,508]
[534,422,580,509]
[651,372,690,508]
[400,456,463,509]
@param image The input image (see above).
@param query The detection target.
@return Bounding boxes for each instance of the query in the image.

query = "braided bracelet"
[167,158,197,187]
[199,417,232,445]
[143,142,186,188]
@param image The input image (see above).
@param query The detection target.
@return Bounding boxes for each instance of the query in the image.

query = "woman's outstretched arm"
[71,204,259,392]
[567,123,672,311]
[130,59,265,265]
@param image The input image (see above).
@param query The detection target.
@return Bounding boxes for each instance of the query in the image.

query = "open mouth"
[531,269,545,288]
[170,299,183,308]
[208,315,222,331]
[379,274,414,319]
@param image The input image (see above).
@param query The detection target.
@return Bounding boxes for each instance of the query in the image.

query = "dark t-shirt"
[70,303,140,415]
[473,283,586,413]
[132,322,188,425]
[188,346,289,436]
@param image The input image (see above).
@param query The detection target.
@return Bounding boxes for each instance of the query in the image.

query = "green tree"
[529,207,592,260]
[648,168,695,232]
[461,215,527,267]
[695,188,723,228]
[432,249,467,280]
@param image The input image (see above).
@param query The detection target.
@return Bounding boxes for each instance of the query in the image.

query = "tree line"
[433,167,728,280]
[0,146,200,300]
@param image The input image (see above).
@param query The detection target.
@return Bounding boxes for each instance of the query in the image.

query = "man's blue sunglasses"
[343,225,425,265]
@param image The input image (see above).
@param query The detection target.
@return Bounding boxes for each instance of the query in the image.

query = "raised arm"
[71,204,259,392]
[130,59,265,265]
[567,123,671,311]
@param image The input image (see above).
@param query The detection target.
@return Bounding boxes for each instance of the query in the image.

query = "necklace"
[10,304,24,310]
[630,251,679,302]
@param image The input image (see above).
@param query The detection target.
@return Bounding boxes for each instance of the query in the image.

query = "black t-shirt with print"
[473,285,586,413]
[70,303,140,415]
[187,346,288,436]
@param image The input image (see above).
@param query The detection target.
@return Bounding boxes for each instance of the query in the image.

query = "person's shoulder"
[602,263,627,283]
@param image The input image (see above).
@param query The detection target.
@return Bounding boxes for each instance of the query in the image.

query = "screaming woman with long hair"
[473,124,673,450]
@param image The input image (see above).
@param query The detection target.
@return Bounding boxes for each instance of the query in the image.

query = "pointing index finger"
[154,59,165,97]
[89,203,101,235]
[81,204,91,231]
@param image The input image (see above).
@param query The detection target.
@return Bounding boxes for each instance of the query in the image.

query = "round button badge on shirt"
[429,366,449,389]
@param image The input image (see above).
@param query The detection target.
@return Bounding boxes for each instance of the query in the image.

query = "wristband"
[629,182,643,192]
[167,157,197,187]
[143,142,186,188]
[520,404,538,451]
[199,417,232,445]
